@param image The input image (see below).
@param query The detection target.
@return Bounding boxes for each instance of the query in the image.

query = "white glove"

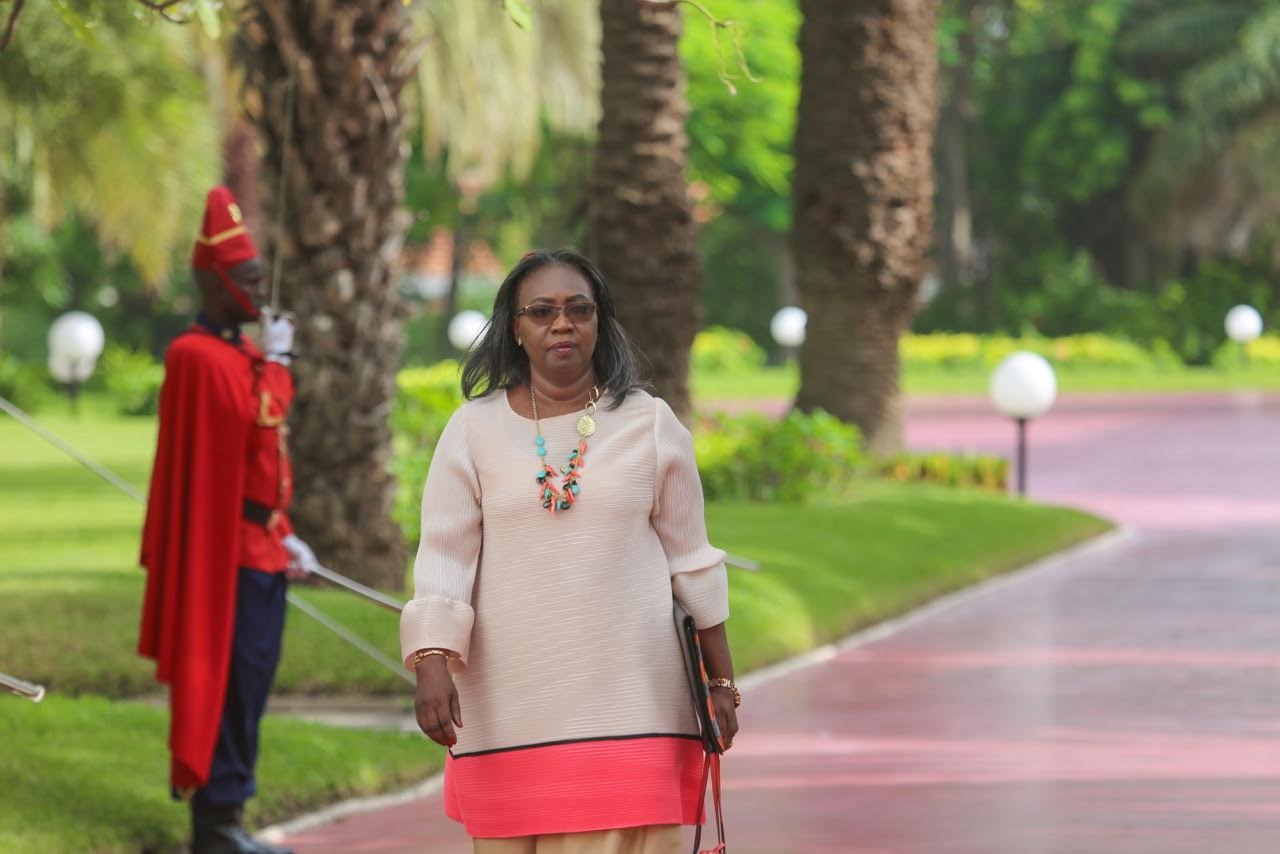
[260,309,295,365]
[282,533,320,575]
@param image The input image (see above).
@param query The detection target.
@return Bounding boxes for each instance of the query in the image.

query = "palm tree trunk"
[590,0,701,423]
[239,1,418,589]
[221,120,263,243]
[792,0,939,454]
[937,0,980,292]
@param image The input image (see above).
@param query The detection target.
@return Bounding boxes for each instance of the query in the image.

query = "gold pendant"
[577,414,596,438]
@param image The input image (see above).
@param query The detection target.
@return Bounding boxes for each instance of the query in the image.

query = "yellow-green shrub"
[692,326,768,374]
[1212,334,1280,368]
[902,333,1176,371]
[392,360,464,542]
[878,452,1008,493]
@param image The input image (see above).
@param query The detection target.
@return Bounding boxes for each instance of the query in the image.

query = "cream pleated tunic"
[399,388,730,839]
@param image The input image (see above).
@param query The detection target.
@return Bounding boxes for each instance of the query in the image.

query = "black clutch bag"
[674,597,728,853]
[674,597,725,755]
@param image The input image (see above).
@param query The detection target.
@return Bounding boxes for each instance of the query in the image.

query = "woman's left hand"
[710,687,739,750]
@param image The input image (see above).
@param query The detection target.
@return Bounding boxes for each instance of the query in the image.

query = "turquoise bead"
[571,484,580,495]
[535,436,545,446]
[537,447,547,457]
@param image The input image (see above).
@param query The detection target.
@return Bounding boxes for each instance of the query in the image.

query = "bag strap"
[691,752,726,854]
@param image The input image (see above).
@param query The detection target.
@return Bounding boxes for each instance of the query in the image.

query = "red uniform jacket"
[138,325,294,790]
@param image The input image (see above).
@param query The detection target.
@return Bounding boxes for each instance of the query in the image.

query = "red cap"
[191,186,258,271]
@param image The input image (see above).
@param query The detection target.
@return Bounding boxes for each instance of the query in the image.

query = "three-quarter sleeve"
[652,398,730,629]
[399,407,483,668]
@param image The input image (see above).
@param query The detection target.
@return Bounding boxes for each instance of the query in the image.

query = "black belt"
[242,499,280,528]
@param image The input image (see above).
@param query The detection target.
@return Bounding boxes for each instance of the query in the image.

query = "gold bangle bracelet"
[709,677,741,708]
[410,648,451,669]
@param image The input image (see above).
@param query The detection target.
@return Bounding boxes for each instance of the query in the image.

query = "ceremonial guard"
[139,186,319,854]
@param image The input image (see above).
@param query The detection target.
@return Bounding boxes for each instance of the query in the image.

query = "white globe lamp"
[1225,305,1263,345]
[447,310,488,352]
[48,311,105,412]
[990,351,1057,495]
[770,307,807,351]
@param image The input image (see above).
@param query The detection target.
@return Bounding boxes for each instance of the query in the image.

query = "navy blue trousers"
[192,567,288,808]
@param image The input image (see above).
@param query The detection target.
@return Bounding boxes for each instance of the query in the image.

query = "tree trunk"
[222,119,264,244]
[589,0,701,423]
[239,1,416,589]
[792,0,940,454]
[937,0,979,292]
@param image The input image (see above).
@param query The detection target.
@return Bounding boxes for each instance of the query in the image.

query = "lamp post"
[1225,305,1263,366]
[48,311,105,414]
[990,351,1057,496]
[770,306,807,361]
[447,310,488,353]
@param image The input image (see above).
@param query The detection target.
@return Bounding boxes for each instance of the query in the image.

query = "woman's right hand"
[414,656,462,748]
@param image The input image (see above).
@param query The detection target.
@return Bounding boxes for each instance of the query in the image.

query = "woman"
[400,248,739,853]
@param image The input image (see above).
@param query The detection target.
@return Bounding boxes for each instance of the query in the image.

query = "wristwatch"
[709,677,740,708]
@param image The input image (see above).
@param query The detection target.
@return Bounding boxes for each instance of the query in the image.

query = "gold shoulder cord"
[257,390,285,428]
[255,383,290,530]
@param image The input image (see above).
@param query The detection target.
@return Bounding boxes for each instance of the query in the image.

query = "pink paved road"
[282,393,1280,853]
[904,392,1280,530]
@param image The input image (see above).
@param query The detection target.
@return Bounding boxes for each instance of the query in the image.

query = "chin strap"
[212,264,259,317]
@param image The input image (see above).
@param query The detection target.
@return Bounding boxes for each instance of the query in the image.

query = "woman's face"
[512,264,599,382]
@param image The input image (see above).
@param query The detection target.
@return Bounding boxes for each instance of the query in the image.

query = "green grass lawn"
[0,409,413,697]
[693,363,1280,400]
[0,403,1107,852]
[0,695,441,853]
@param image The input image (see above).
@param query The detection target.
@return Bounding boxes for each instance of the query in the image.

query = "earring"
[517,338,523,346]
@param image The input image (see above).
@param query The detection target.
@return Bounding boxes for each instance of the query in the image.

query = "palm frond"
[0,1,217,283]
[1134,0,1280,214]
[1181,50,1278,123]
[412,0,599,190]
[1124,1,1253,61]
[1240,2,1280,78]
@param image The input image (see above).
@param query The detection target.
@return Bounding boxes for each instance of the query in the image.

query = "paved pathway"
[279,393,1280,853]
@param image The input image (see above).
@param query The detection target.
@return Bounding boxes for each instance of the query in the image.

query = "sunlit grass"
[0,695,441,854]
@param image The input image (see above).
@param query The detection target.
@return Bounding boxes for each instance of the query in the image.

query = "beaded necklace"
[531,384,599,514]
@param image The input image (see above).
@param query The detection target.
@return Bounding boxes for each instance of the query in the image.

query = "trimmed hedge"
[901,332,1179,371]
[878,452,1008,492]
[1213,334,1280,368]
[391,360,465,543]
[693,409,866,502]
[691,326,768,374]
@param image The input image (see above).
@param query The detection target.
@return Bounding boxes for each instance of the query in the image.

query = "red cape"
[139,329,259,790]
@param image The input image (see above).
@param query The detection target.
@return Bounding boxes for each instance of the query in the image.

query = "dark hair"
[461,248,647,409]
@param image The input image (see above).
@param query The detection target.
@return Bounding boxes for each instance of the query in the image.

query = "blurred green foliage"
[0,354,51,412]
[390,360,466,542]
[877,452,1009,493]
[691,326,768,374]
[100,347,164,417]
[693,409,865,503]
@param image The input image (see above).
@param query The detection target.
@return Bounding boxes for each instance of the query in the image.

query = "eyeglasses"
[516,302,597,325]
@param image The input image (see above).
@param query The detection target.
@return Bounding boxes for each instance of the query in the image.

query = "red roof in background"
[402,228,504,280]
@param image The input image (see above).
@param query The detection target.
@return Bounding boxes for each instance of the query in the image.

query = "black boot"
[190,803,294,854]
